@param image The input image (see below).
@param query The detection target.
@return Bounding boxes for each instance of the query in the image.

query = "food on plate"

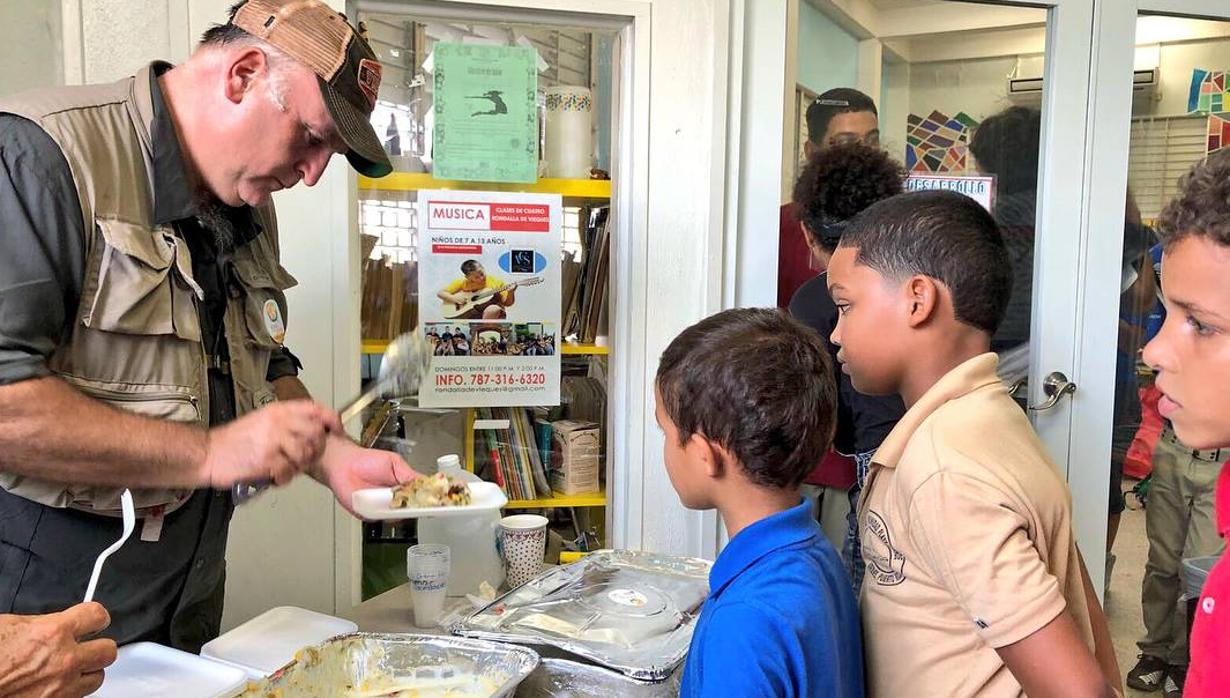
[391,472,472,508]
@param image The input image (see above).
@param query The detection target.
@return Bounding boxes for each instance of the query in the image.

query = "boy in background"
[788,142,907,593]
[827,191,1120,697]
[1139,149,1230,697]
[656,308,863,697]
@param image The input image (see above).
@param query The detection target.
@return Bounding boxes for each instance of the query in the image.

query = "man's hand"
[316,435,419,517]
[202,400,342,488]
[0,603,117,698]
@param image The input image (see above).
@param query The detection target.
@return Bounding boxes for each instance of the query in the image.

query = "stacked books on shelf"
[360,234,418,341]
[475,407,553,502]
[561,206,610,343]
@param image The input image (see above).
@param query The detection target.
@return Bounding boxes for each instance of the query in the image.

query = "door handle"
[1007,378,1027,397]
[1028,371,1076,412]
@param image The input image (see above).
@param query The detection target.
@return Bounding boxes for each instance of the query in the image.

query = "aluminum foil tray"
[515,657,682,698]
[237,632,540,697]
[450,550,710,681]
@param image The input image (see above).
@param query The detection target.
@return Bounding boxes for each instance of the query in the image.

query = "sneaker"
[1127,655,1169,692]
[1163,664,1186,698]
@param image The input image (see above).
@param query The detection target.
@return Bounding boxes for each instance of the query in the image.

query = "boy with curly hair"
[788,143,907,592]
[1139,149,1230,697]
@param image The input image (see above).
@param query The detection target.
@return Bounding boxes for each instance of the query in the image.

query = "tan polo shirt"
[859,353,1095,698]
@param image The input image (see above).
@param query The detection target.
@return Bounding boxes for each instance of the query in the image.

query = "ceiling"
[867,0,949,9]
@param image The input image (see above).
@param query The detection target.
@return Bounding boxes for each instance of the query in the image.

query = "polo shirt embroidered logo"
[863,510,906,586]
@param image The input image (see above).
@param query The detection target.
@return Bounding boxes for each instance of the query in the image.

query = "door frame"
[1065,0,1230,594]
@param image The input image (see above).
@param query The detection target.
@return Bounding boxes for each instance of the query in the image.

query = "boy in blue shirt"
[655,308,864,697]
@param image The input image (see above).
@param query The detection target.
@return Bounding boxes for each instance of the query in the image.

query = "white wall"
[890,28,1230,142]
[77,1,175,82]
[796,1,859,96]
[905,55,1032,124]
[0,3,64,96]
[1143,38,1230,116]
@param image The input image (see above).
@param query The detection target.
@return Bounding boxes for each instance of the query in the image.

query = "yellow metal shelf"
[362,339,390,354]
[364,339,606,356]
[506,490,607,509]
[561,343,609,356]
[358,173,611,199]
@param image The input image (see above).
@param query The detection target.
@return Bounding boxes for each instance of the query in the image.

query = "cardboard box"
[550,420,601,495]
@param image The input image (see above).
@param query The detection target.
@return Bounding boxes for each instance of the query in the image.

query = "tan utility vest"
[0,64,297,516]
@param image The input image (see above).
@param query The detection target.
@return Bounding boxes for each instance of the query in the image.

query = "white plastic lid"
[90,643,247,698]
[200,606,357,677]
[437,454,462,473]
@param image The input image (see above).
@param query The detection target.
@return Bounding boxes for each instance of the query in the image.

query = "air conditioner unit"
[1007,68,1158,101]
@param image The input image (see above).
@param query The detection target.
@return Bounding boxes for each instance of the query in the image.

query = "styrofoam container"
[200,606,358,677]
[90,642,247,698]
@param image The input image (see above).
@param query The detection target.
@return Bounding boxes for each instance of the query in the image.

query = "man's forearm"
[0,376,208,488]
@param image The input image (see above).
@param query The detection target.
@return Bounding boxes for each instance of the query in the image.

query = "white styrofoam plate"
[90,642,247,698]
[352,481,508,520]
[200,606,358,677]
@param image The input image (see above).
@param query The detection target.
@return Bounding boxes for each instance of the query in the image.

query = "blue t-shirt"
[681,499,864,697]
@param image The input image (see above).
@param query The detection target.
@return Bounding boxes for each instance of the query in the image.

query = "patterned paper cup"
[499,514,549,589]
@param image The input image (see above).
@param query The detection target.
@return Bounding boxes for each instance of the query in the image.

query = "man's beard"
[195,198,240,252]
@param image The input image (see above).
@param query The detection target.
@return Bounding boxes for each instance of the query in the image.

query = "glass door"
[1079,2,1230,688]
[786,0,1105,563]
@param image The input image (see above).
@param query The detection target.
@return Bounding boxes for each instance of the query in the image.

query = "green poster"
[433,43,538,183]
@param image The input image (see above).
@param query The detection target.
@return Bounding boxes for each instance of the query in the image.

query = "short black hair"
[806,88,878,145]
[656,308,837,490]
[969,106,1041,196]
[1157,149,1230,251]
[792,143,905,251]
[461,259,482,275]
[839,191,1012,335]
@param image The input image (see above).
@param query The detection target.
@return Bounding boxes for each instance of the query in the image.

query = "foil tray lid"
[451,550,711,682]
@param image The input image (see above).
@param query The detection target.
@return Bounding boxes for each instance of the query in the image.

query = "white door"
[1068,0,1230,673]
[815,0,1107,571]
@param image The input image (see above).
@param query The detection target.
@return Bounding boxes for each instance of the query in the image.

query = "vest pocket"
[64,377,202,423]
[231,257,294,349]
[82,218,202,342]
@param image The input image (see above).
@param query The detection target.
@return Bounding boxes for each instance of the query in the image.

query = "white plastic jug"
[416,455,506,595]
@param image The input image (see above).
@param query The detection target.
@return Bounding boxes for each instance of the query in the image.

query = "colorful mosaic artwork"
[905,110,980,174]
[1209,113,1230,154]
[1188,69,1230,114]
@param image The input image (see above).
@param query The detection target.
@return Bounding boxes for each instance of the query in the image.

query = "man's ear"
[803,139,818,160]
[903,274,941,328]
[224,47,269,104]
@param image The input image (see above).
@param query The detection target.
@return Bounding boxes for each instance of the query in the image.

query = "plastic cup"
[500,514,549,589]
[407,543,450,627]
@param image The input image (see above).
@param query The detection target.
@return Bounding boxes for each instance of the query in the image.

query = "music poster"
[417,189,562,407]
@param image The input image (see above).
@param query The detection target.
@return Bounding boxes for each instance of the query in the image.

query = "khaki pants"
[1138,434,1225,665]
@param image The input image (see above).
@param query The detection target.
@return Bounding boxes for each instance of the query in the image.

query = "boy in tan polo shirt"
[826,190,1121,697]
